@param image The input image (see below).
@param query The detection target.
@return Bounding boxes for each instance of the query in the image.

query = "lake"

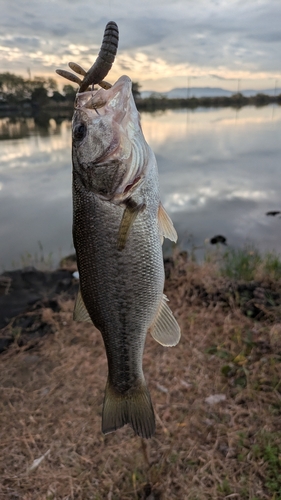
[0,105,281,270]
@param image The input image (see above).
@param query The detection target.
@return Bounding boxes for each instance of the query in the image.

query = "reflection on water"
[0,116,66,141]
[0,106,281,270]
[142,106,281,257]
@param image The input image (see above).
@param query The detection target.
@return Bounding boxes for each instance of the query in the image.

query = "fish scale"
[72,75,180,438]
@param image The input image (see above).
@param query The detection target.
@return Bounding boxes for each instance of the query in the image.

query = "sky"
[1,0,281,92]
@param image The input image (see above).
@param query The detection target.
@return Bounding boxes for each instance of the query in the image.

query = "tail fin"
[102,379,155,439]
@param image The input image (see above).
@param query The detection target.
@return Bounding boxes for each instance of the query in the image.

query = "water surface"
[0,106,280,270]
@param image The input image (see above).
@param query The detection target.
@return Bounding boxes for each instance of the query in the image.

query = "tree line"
[135,91,281,111]
[0,72,141,107]
[1,72,280,113]
[0,72,76,106]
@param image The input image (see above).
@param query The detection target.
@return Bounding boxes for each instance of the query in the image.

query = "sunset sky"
[1,0,280,92]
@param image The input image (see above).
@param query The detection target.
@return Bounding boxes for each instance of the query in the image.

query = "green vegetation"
[220,246,281,281]
[11,241,55,271]
[136,91,281,112]
[0,72,57,102]
[252,432,281,495]
[0,72,76,112]
[236,431,281,496]
[132,81,141,101]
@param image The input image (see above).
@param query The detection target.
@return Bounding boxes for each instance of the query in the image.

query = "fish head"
[72,75,148,201]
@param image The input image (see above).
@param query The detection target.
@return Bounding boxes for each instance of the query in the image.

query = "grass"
[220,246,281,281]
[7,239,281,281]
[0,251,281,498]
[11,241,55,271]
[8,242,76,272]
[237,430,281,497]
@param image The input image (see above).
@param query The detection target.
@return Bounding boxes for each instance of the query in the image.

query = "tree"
[31,87,48,106]
[63,84,77,102]
[0,72,27,100]
[0,73,58,102]
[132,82,141,101]
[25,77,57,96]
[51,90,65,102]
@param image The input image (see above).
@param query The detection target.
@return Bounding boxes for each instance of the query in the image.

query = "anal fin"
[149,295,181,346]
[73,288,92,323]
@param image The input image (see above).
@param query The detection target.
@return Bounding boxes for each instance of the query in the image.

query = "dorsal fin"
[158,203,177,242]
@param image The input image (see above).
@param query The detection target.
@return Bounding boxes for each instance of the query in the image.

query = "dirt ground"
[0,254,281,499]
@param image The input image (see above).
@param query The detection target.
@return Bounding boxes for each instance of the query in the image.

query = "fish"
[56,22,180,439]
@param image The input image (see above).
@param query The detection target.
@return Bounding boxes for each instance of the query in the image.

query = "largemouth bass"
[72,75,180,438]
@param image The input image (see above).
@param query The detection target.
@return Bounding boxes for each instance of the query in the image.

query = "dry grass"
[0,255,281,499]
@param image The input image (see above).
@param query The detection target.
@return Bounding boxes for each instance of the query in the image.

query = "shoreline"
[1,92,281,119]
[1,251,280,352]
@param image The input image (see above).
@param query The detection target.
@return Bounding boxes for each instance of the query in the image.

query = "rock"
[0,268,78,329]
[205,394,226,405]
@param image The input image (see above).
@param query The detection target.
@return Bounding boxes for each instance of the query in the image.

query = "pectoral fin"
[158,203,177,243]
[73,288,92,323]
[149,295,181,346]
[117,199,145,251]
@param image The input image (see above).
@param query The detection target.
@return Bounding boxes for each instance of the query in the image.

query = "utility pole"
[237,78,240,93]
[187,76,190,99]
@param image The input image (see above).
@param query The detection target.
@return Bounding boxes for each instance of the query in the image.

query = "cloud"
[209,74,237,81]
[0,0,280,89]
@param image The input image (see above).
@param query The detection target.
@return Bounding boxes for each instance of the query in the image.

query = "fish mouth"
[73,75,145,203]
[74,76,132,120]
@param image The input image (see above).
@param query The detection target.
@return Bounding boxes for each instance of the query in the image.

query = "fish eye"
[73,123,86,141]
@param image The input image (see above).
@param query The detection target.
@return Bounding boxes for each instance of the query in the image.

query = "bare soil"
[0,253,281,499]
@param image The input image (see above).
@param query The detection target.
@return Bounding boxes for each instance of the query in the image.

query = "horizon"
[141,83,281,94]
[1,69,280,96]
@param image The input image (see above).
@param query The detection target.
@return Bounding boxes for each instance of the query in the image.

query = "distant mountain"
[141,90,164,99]
[167,87,233,98]
[140,87,281,99]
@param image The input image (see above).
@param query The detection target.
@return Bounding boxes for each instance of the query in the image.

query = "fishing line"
[107,0,113,19]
